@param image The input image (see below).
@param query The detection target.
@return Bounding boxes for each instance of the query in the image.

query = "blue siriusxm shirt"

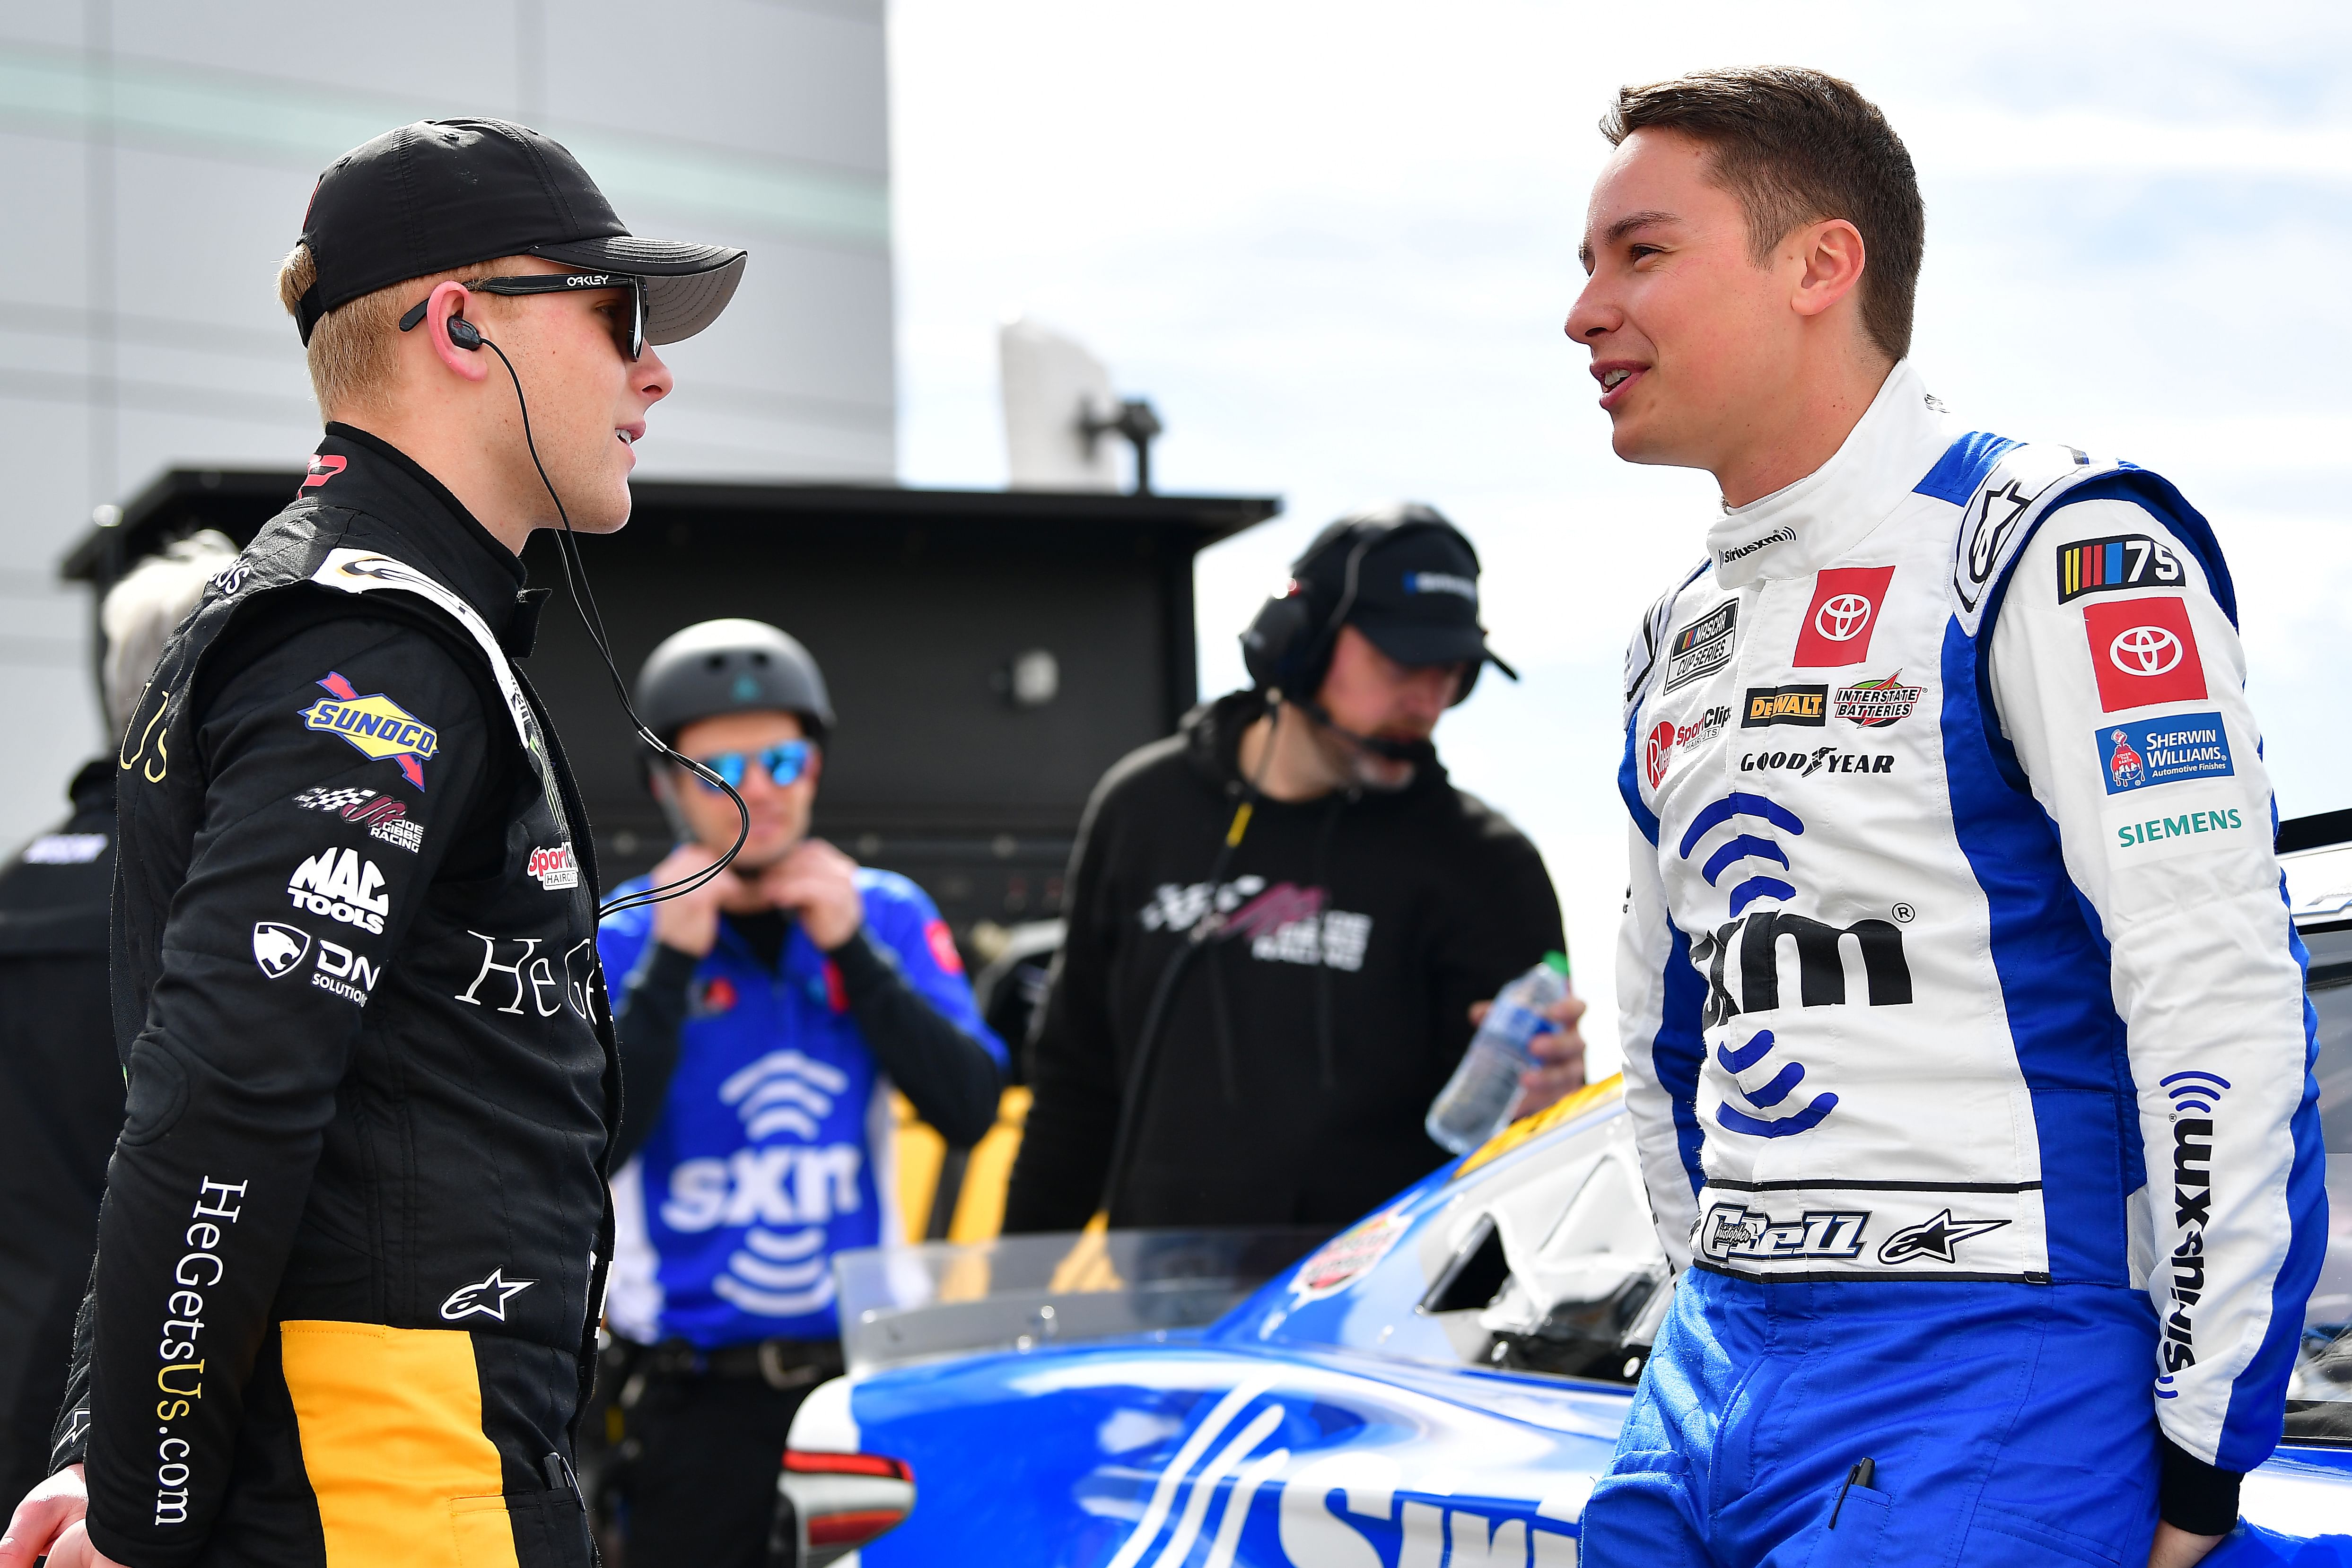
[599,868,1005,1346]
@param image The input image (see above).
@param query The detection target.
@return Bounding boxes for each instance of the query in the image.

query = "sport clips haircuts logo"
[1644,705,1731,790]
[526,842,579,891]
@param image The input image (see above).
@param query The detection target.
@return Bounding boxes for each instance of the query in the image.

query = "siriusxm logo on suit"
[656,1048,873,1320]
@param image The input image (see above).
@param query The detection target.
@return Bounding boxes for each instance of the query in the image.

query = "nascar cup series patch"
[300,671,438,789]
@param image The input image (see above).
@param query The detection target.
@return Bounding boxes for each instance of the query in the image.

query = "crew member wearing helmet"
[595,619,1004,1568]
[1005,505,1581,1234]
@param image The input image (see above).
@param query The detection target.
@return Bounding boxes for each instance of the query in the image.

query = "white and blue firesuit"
[1590,362,2326,1561]
[598,869,1006,1346]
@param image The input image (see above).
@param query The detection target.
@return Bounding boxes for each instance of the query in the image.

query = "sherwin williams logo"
[2097,712,2234,796]
[2107,719,2230,804]
[300,672,437,789]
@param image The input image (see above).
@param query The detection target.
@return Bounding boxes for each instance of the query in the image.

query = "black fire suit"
[51,425,617,1568]
[0,758,123,1508]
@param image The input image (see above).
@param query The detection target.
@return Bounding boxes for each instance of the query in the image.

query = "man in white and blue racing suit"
[1567,70,2323,1567]
[596,619,1005,1567]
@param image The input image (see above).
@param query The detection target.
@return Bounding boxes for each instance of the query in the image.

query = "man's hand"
[1,1465,123,1568]
[647,841,734,957]
[1466,990,1591,1121]
[2149,1522,2228,1568]
[760,839,865,951]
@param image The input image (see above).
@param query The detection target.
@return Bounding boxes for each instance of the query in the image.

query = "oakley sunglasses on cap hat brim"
[689,741,813,793]
[397,271,648,360]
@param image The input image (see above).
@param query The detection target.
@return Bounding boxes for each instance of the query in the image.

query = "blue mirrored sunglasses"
[689,740,813,792]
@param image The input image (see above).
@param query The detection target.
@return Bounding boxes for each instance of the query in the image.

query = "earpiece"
[447,317,483,351]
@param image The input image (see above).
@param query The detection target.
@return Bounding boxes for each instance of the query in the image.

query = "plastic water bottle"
[1425,952,1571,1154]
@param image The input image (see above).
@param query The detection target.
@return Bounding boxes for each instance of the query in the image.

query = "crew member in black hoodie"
[1005,505,1583,1233]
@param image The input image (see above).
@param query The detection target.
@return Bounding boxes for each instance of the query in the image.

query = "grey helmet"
[634,618,834,748]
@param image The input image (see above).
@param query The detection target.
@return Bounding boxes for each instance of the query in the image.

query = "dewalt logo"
[1740,683,1828,729]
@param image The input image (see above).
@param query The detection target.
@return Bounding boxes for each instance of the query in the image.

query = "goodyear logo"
[300,672,437,790]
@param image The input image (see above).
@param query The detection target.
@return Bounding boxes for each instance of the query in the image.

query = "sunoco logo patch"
[300,672,438,790]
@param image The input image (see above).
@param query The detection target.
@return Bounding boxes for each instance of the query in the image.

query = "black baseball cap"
[1303,504,1517,677]
[293,117,746,347]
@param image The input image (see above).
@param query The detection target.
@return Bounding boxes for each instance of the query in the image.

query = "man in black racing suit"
[0,117,746,1568]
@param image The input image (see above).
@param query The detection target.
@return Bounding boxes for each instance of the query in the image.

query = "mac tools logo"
[286,847,389,933]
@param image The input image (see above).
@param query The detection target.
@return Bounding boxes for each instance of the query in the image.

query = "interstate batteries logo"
[1833,671,1923,728]
[300,672,438,789]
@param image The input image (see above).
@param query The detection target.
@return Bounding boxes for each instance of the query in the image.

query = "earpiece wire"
[477,333,751,919]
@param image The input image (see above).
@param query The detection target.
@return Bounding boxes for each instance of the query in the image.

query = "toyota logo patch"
[1815,594,1873,642]
[2107,625,2183,677]
[2081,596,2208,712]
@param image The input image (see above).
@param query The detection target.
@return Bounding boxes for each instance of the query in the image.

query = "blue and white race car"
[779,821,2352,1566]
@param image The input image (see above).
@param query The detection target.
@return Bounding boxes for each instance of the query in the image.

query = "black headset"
[1239,502,1487,706]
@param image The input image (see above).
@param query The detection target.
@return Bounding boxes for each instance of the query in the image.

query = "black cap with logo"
[293,117,746,347]
[1299,503,1517,679]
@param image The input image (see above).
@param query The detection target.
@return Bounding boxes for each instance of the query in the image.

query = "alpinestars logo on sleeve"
[439,1268,534,1321]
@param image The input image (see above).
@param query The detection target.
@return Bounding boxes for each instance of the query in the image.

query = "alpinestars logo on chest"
[1876,1210,2009,1265]
[440,1268,535,1321]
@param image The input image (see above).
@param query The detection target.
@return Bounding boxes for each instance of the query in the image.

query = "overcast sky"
[885,0,2352,1069]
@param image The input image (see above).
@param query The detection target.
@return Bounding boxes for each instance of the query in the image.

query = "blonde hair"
[100,531,241,735]
[275,245,529,417]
